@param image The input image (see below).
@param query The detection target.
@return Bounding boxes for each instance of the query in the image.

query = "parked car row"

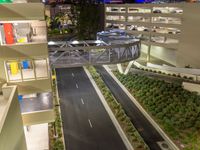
[127,25,180,34]
[152,26,181,34]
[152,7,183,14]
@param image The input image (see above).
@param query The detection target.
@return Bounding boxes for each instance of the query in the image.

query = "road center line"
[81,98,84,105]
[72,73,74,77]
[88,119,93,128]
[76,83,78,88]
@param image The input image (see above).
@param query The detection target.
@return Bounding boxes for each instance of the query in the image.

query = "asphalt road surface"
[56,67,127,150]
[95,66,165,150]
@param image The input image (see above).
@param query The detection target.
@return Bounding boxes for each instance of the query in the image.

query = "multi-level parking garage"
[104,3,200,68]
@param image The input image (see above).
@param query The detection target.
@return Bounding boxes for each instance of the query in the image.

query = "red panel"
[3,23,15,44]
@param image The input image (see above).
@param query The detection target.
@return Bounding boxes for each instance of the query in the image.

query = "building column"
[147,45,151,62]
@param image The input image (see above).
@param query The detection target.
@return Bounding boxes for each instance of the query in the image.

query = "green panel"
[0,0,12,4]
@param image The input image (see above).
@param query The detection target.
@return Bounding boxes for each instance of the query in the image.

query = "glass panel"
[34,59,48,78]
[21,60,35,80]
[6,61,22,81]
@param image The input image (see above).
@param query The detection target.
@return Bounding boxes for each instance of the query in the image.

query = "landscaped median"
[49,69,65,150]
[113,70,200,150]
[87,66,149,150]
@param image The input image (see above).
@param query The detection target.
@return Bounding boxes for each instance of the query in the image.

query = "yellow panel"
[10,62,18,75]
[17,37,27,43]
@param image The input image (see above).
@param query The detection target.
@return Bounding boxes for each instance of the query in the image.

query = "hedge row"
[49,70,65,150]
[137,67,194,80]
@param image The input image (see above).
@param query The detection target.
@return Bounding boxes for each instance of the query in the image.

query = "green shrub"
[114,70,200,149]
[172,74,177,77]
[189,77,193,80]
[53,139,64,150]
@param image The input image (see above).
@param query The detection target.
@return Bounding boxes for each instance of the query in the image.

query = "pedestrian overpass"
[49,39,141,68]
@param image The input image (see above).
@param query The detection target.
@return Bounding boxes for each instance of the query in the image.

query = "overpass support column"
[147,45,151,62]
[124,61,134,75]
[117,64,124,74]
[117,61,134,75]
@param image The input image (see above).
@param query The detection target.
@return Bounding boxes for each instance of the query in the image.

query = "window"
[21,60,35,80]
[5,59,49,82]
[6,61,22,81]
[0,21,47,45]
[34,59,48,78]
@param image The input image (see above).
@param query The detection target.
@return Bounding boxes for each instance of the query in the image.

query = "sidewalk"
[24,123,49,150]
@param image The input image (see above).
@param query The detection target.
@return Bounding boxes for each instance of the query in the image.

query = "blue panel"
[135,0,155,3]
[135,0,145,3]
[97,0,111,3]
[22,60,29,69]
[18,95,23,101]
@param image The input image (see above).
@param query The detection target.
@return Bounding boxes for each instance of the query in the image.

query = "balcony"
[20,92,55,125]
[0,84,27,150]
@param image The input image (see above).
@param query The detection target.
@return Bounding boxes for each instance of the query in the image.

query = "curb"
[54,70,66,150]
[83,66,134,150]
[103,65,179,150]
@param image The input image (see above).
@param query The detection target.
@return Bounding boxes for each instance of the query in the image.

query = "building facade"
[0,2,54,149]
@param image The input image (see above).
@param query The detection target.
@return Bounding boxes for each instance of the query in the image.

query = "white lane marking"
[88,119,93,128]
[72,73,74,77]
[76,83,78,88]
[81,98,84,105]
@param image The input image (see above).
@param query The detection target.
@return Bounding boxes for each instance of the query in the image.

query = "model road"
[95,66,165,150]
[56,67,127,150]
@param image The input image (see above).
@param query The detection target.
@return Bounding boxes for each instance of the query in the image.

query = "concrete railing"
[134,61,200,82]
